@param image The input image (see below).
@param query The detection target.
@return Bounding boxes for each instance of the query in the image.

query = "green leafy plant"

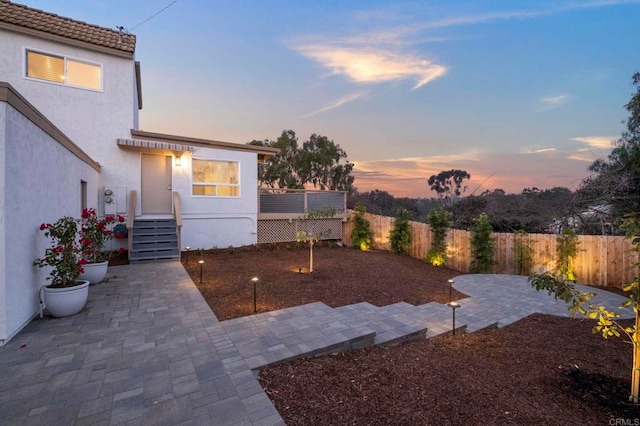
[556,227,579,282]
[426,206,452,266]
[296,206,337,272]
[514,230,534,275]
[350,204,373,250]
[79,208,125,263]
[469,213,495,273]
[34,216,87,288]
[390,209,412,255]
[529,213,640,402]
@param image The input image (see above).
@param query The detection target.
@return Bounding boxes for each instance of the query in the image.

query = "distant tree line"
[251,72,640,236]
[349,186,580,234]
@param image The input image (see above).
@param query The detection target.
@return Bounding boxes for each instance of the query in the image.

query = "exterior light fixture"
[174,153,182,167]
[251,276,259,313]
[448,301,460,335]
[448,279,454,303]
[184,246,190,264]
[198,260,204,284]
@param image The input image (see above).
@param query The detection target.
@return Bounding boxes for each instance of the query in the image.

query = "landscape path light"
[185,246,190,264]
[199,260,204,284]
[251,276,259,313]
[448,301,460,335]
[448,278,454,303]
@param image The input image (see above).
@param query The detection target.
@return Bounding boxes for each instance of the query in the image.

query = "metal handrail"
[173,191,182,253]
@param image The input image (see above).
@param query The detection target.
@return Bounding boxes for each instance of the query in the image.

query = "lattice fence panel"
[258,219,343,244]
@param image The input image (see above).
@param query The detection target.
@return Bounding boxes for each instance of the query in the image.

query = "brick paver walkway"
[0,262,632,425]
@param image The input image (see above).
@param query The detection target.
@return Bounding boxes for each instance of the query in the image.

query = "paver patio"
[0,262,632,425]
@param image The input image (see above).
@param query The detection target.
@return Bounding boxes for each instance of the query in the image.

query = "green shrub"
[351,204,373,250]
[514,230,533,275]
[469,213,495,273]
[390,209,412,255]
[426,206,452,266]
[556,228,579,282]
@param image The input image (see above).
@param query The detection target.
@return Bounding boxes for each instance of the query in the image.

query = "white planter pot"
[41,280,90,317]
[78,261,109,284]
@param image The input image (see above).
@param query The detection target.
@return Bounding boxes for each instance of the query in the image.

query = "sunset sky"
[25,0,640,197]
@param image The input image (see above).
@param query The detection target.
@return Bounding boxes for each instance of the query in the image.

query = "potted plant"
[34,216,90,317]
[78,208,125,284]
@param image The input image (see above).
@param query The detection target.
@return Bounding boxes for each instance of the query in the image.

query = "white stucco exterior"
[175,147,259,249]
[0,29,139,208]
[0,101,100,344]
[0,7,273,343]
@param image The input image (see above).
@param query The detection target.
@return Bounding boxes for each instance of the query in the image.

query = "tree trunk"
[309,240,314,273]
[632,304,640,403]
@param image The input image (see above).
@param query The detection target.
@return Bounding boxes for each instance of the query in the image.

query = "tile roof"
[0,0,136,56]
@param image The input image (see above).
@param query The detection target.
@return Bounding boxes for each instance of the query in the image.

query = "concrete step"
[133,240,178,250]
[129,253,180,263]
[335,302,428,346]
[216,303,376,370]
[131,219,179,262]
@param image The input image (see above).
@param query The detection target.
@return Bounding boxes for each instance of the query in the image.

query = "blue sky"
[24,0,640,197]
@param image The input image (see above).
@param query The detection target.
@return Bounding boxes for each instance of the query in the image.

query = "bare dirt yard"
[184,244,640,424]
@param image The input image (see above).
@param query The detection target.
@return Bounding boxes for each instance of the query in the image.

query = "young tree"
[529,213,640,403]
[428,169,471,205]
[556,228,580,282]
[390,209,412,255]
[296,206,337,273]
[426,206,452,266]
[350,204,373,250]
[469,213,495,273]
[513,230,534,276]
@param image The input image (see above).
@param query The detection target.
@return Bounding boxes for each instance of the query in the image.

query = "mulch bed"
[184,243,461,321]
[259,315,639,424]
[182,243,639,424]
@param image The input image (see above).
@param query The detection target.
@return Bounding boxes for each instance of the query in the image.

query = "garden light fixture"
[448,301,460,335]
[199,260,204,284]
[185,246,190,264]
[448,279,454,303]
[251,276,259,313]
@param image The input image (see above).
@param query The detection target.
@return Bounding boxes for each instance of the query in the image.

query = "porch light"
[448,301,460,335]
[174,155,182,167]
[251,276,259,313]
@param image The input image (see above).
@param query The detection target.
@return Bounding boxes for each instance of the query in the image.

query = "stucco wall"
[0,29,137,207]
[0,102,99,344]
[0,104,6,343]
[174,147,259,249]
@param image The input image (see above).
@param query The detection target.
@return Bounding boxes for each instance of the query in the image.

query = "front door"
[141,153,172,214]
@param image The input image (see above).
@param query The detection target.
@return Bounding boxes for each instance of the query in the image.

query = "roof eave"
[130,129,279,158]
[0,21,135,58]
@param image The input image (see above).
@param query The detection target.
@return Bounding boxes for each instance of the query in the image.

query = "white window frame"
[23,47,104,92]
[191,158,241,198]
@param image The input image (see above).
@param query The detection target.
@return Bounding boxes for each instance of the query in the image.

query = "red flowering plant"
[34,216,87,288]
[79,208,125,263]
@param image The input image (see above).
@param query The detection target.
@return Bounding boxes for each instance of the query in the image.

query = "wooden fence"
[342,212,639,288]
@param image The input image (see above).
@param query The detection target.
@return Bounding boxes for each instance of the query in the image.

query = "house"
[0,0,286,344]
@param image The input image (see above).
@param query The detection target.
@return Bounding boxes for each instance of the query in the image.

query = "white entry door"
[141,153,172,214]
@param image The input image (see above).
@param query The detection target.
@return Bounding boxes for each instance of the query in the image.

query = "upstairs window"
[25,50,102,91]
[192,159,240,197]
